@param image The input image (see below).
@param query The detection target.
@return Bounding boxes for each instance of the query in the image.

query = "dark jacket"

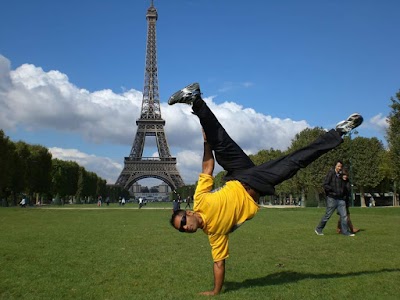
[323,168,345,199]
[343,180,351,203]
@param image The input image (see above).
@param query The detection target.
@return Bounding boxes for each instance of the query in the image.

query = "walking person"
[138,197,144,209]
[315,161,355,236]
[19,197,27,208]
[168,82,363,295]
[185,196,192,209]
[336,169,359,234]
[369,195,375,207]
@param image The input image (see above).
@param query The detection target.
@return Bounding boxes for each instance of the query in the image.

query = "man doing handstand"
[168,83,363,295]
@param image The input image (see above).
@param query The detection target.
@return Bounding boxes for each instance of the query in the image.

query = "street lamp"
[349,129,358,207]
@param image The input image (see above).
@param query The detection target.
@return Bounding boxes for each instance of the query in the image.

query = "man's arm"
[200,260,225,296]
[199,130,223,296]
[202,130,214,176]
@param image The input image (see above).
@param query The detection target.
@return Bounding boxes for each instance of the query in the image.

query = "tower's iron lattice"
[115,1,184,191]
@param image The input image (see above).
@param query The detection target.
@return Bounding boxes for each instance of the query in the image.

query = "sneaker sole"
[168,83,200,105]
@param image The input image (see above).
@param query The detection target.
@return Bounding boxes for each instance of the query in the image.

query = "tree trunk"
[301,189,306,207]
[314,189,320,207]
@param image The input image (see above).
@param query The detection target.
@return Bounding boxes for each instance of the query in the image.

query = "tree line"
[0,133,129,206]
[2,91,399,207]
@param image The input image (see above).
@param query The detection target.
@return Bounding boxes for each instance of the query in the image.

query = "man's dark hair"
[335,160,343,166]
[170,209,185,228]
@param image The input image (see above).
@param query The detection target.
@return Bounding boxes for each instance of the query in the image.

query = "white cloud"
[0,56,142,144]
[216,81,254,93]
[0,55,311,185]
[369,113,388,132]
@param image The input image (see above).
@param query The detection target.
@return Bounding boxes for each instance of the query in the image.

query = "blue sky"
[0,0,399,186]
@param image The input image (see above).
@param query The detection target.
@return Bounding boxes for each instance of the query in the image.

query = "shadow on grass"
[224,268,400,292]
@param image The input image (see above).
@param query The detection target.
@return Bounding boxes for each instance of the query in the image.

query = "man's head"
[334,160,343,174]
[170,209,201,233]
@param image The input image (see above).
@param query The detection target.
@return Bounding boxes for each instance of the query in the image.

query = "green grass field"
[1,205,399,299]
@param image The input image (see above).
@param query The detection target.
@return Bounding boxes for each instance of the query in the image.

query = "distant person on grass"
[168,82,363,295]
[185,195,192,209]
[315,161,355,237]
[19,197,26,208]
[139,197,144,209]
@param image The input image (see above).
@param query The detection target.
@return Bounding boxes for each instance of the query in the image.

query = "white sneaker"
[335,113,363,135]
[315,229,324,236]
[343,233,355,237]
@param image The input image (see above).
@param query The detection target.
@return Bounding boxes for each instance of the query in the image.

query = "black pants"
[192,99,343,196]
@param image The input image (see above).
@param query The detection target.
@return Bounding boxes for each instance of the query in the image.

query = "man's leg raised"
[234,113,363,196]
[168,83,254,174]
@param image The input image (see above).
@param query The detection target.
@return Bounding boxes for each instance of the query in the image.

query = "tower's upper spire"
[147,0,158,20]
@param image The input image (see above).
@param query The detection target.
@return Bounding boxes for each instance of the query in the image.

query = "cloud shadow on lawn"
[224,268,400,293]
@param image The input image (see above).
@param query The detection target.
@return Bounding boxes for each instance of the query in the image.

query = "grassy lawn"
[1,206,399,299]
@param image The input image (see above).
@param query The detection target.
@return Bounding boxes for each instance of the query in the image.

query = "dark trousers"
[193,99,343,196]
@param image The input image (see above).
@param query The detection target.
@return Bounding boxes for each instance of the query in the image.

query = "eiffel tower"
[115,1,184,191]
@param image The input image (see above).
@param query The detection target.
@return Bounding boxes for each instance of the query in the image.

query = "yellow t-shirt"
[193,173,259,262]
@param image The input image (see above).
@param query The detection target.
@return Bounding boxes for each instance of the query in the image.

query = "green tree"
[386,90,400,206]
[350,136,385,207]
[12,141,31,204]
[0,130,16,204]
[86,171,98,202]
[214,171,227,189]
[51,159,80,203]
[149,186,159,193]
[51,159,66,200]
[173,184,196,200]
[64,161,80,198]
[283,127,344,207]
[249,148,283,204]
[105,184,123,202]
[96,177,107,199]
[249,148,283,166]
[378,150,395,194]
[76,167,87,203]
[28,144,52,203]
